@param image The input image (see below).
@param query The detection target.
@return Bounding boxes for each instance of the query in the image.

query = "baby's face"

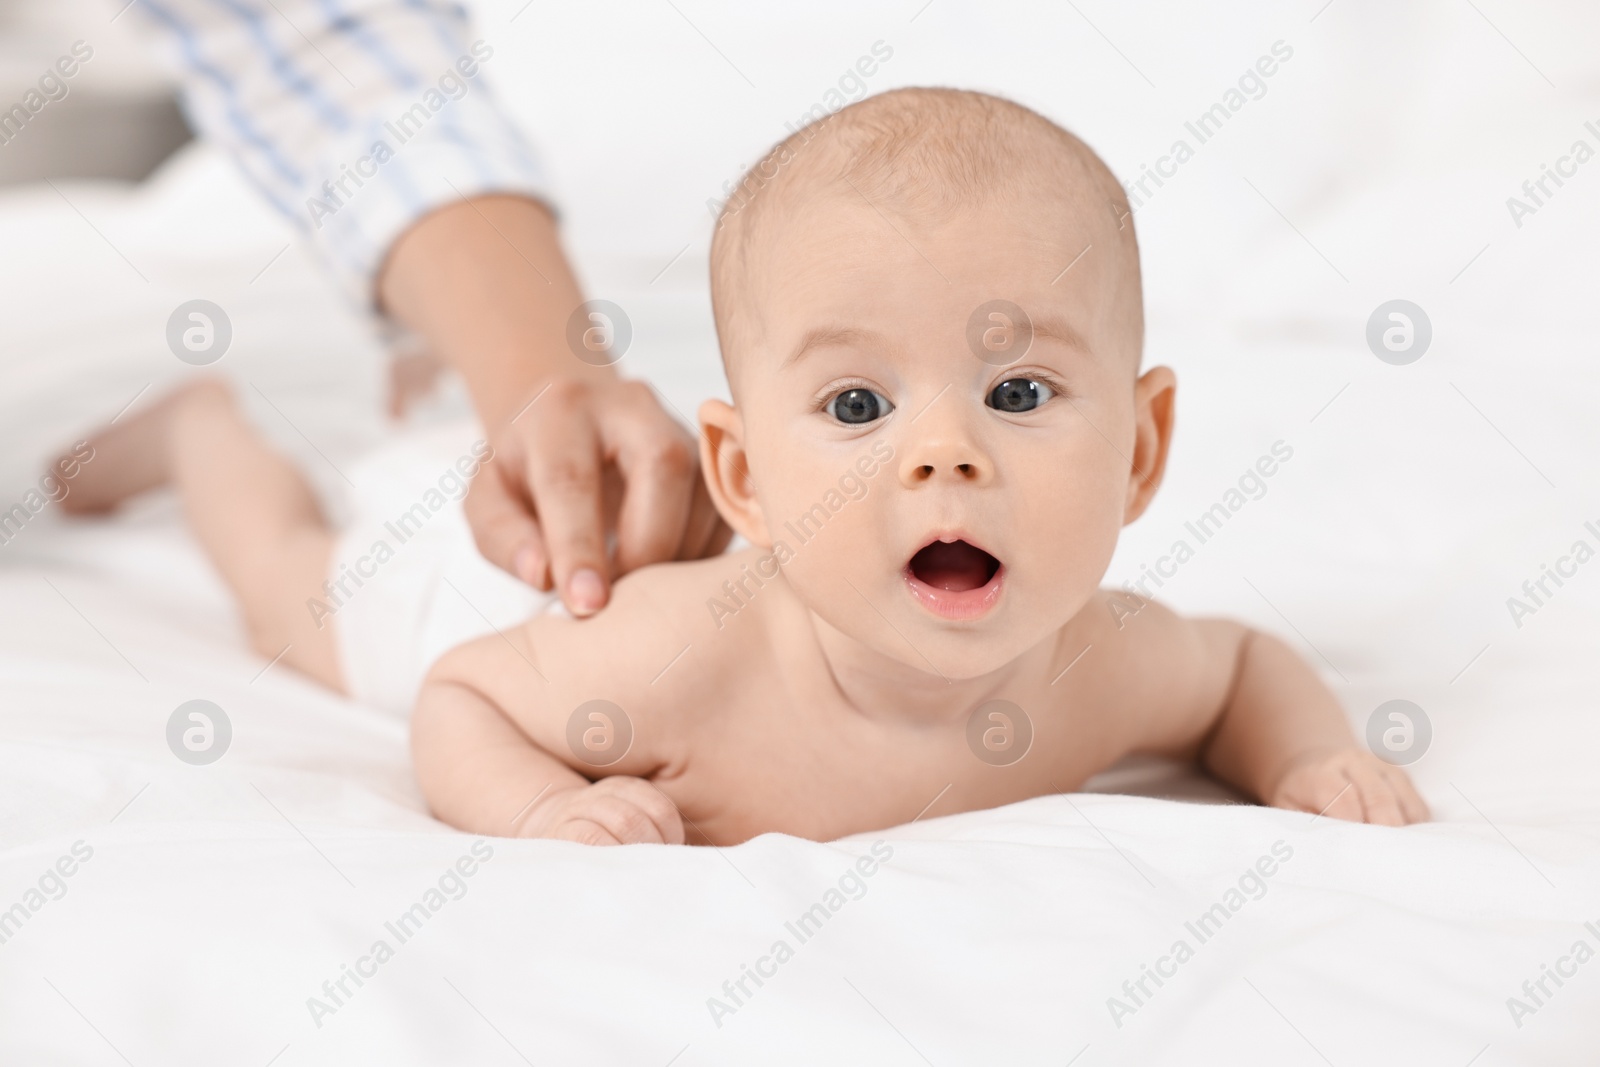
[718,188,1165,679]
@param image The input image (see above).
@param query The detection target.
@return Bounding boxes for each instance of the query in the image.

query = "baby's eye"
[827,387,893,425]
[987,378,1054,413]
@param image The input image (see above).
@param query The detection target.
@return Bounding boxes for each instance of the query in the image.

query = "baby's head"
[698,88,1175,680]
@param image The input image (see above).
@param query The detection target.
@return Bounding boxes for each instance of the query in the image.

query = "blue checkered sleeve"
[130,0,550,301]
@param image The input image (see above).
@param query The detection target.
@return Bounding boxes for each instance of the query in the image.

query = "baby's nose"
[897,426,993,487]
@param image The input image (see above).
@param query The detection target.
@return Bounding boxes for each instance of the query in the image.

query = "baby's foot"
[57,378,232,514]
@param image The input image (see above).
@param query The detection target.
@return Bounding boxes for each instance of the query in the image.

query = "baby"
[63,88,1426,846]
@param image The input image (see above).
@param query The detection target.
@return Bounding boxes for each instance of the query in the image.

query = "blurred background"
[0,0,186,185]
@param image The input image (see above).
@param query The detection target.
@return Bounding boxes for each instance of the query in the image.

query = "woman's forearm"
[377,195,613,428]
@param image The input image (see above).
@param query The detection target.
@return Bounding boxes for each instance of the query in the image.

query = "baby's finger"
[606,778,686,844]
[553,818,624,846]
[579,794,670,844]
[1382,765,1431,824]
[1286,771,1363,825]
[1347,761,1405,827]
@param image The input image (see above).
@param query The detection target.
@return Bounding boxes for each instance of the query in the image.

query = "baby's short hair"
[709,87,1142,385]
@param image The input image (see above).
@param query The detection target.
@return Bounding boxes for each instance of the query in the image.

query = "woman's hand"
[465,378,730,615]
[380,194,731,615]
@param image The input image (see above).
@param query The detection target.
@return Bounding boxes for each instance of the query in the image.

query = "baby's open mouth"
[908,539,1000,591]
[903,538,1004,620]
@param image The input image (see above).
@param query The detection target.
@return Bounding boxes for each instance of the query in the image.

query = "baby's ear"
[697,399,771,546]
[1124,366,1176,524]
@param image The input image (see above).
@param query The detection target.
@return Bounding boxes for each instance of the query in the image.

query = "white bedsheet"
[5,2,1600,1063]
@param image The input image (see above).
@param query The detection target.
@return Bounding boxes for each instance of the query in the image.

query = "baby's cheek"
[743,447,817,544]
[1023,470,1125,586]
[779,484,880,568]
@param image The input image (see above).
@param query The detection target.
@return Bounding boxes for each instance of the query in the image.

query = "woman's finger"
[464,455,550,589]
[521,384,610,614]
[681,477,735,561]
[601,382,698,575]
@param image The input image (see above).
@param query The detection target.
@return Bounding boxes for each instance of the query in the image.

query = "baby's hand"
[518,776,686,845]
[1269,748,1429,826]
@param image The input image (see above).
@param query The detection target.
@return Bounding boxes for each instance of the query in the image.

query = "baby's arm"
[1099,595,1426,825]
[1198,628,1428,825]
[411,570,699,844]
[412,661,682,844]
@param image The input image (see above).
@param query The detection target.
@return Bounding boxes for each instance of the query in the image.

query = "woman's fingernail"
[569,568,606,614]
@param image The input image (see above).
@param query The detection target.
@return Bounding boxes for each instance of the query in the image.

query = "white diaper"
[325,420,563,716]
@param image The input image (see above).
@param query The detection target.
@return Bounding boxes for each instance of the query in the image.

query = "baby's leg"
[65,381,345,690]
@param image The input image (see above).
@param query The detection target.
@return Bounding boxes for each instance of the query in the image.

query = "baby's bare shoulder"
[426,549,777,760]
[1070,588,1243,662]
[1044,589,1247,754]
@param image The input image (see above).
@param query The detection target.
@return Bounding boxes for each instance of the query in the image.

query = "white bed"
[3,2,1600,1063]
